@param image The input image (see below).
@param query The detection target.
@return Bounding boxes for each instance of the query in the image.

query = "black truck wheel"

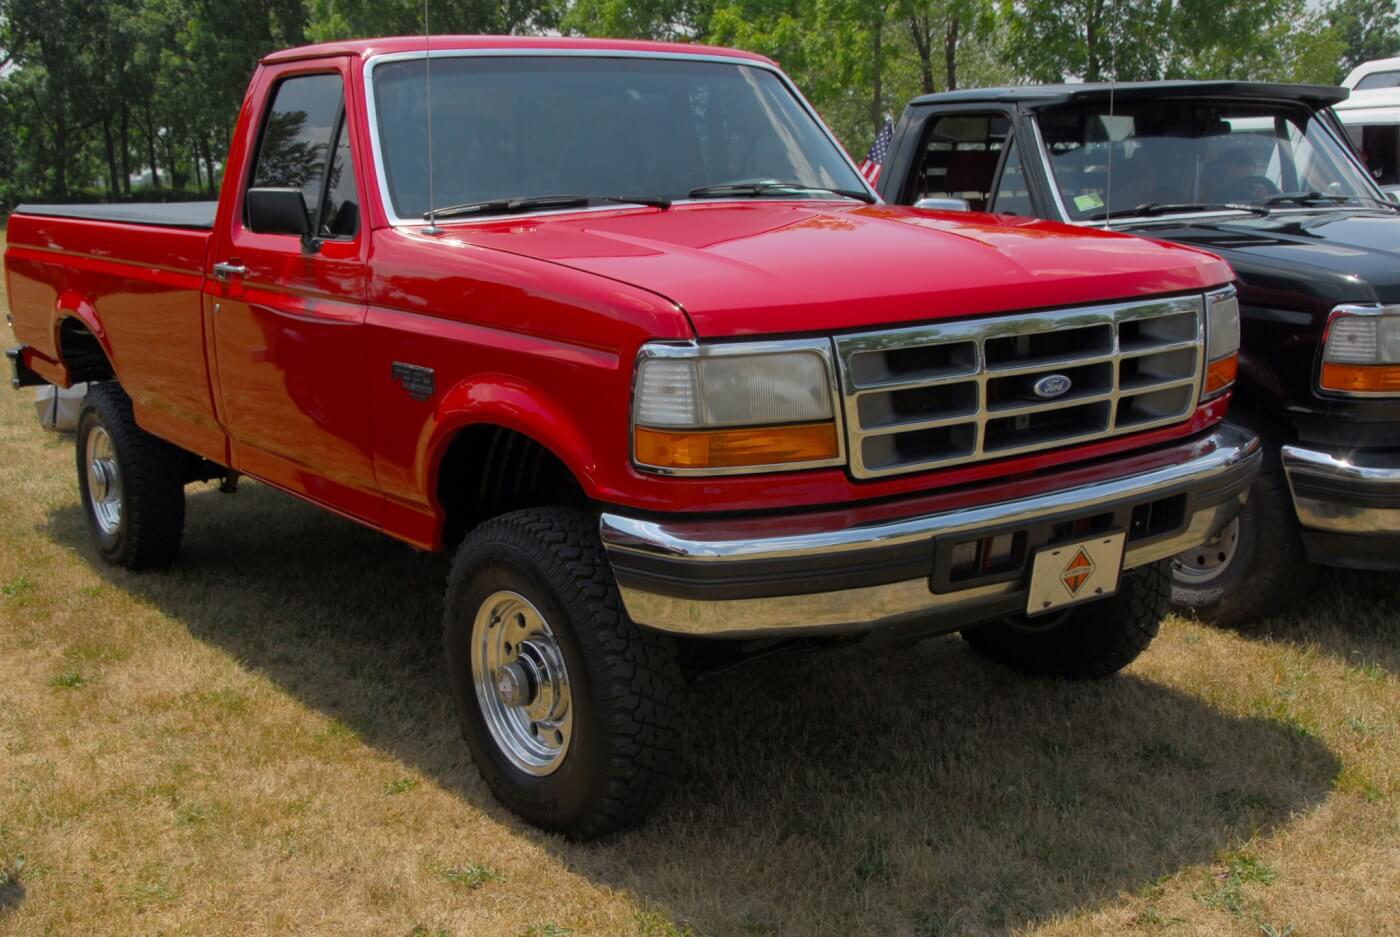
[443,507,683,839]
[1169,442,1315,628]
[75,383,186,570]
[961,560,1170,678]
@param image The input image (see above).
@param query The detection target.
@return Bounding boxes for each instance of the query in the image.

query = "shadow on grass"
[0,881,22,916]
[1238,567,1400,676]
[47,486,1343,935]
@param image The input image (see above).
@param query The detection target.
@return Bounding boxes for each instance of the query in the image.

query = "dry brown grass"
[1,226,1399,937]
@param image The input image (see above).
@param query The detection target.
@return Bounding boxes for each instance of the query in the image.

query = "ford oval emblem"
[1033,374,1073,399]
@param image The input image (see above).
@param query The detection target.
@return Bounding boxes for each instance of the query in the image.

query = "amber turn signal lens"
[635,423,839,470]
[1320,362,1400,394]
[1204,354,1238,397]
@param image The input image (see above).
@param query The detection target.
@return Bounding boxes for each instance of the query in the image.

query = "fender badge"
[1033,374,1072,399]
[391,362,435,401]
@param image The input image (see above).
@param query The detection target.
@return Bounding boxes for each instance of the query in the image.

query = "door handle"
[212,262,247,280]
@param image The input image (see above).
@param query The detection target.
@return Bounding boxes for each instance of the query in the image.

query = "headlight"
[632,340,842,474]
[1203,286,1240,400]
[1321,304,1400,395]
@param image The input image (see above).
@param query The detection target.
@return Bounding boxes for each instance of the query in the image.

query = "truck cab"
[879,80,1400,625]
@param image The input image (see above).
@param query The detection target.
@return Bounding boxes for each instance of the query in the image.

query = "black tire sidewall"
[1169,480,1260,608]
[443,542,612,831]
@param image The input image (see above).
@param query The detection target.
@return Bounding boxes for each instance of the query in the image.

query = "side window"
[251,73,357,237]
[319,119,360,237]
[1356,71,1400,90]
[910,113,1009,210]
[990,140,1033,215]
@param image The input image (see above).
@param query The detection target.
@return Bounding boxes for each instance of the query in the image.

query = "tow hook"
[219,472,242,495]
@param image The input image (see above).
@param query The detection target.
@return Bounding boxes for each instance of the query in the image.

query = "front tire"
[962,560,1170,678]
[1169,442,1315,628]
[443,508,683,839]
[75,383,186,570]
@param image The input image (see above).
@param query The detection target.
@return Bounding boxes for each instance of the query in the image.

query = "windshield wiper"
[1085,201,1270,222]
[1262,191,1351,207]
[425,194,671,221]
[1263,191,1400,213]
[427,195,592,220]
[687,181,876,203]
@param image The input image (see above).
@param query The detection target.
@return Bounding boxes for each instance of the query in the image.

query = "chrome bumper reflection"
[1282,445,1400,534]
[602,426,1260,638]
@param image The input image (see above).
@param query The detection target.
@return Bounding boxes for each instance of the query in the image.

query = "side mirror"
[246,187,310,236]
[914,197,972,212]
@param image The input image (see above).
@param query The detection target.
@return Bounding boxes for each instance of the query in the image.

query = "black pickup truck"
[878,81,1400,625]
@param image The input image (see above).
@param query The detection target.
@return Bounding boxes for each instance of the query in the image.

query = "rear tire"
[961,560,1170,678]
[75,383,186,570]
[1170,437,1315,628]
[443,508,683,839]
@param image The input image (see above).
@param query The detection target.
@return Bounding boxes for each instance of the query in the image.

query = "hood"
[1120,209,1400,308]
[452,202,1232,338]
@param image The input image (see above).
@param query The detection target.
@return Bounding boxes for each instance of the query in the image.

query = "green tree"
[1327,0,1400,78]
[307,0,562,40]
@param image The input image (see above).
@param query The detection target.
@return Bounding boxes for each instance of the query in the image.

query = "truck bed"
[13,201,218,230]
[4,207,223,462]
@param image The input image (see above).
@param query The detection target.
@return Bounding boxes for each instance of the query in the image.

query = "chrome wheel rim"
[470,591,572,776]
[86,426,123,537]
[1173,517,1241,585]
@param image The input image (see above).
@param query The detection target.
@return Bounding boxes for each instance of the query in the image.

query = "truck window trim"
[360,48,878,227]
[244,69,348,238]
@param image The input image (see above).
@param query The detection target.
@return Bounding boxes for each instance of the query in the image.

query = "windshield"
[1036,100,1382,221]
[370,55,866,219]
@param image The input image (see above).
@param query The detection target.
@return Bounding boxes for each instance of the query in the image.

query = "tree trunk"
[101,115,122,199]
[190,136,203,192]
[944,14,960,91]
[54,109,69,199]
[120,104,133,197]
[871,17,885,136]
[907,11,935,94]
[1086,0,1102,81]
[143,102,161,189]
[202,134,216,196]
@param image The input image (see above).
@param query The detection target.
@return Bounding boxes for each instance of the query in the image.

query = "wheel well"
[436,425,587,546]
[58,318,115,384]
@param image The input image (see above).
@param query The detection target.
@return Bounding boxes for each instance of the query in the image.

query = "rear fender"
[50,290,115,388]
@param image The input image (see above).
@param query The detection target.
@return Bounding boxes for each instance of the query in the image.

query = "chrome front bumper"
[1282,445,1400,535]
[601,426,1261,638]
[1280,445,1400,569]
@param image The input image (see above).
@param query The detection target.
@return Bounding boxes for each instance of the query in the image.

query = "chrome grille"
[834,295,1205,479]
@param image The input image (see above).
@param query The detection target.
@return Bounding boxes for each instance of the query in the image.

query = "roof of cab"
[261,35,775,66]
[908,80,1349,111]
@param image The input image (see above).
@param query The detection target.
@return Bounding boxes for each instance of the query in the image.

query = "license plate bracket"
[1025,531,1126,617]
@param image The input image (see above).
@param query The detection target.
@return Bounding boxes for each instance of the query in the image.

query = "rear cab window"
[905,112,1030,214]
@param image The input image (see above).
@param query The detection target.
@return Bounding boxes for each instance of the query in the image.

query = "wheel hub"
[471,591,573,776]
[85,426,123,536]
[1172,517,1241,586]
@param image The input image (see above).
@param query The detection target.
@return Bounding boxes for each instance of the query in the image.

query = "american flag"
[860,117,894,185]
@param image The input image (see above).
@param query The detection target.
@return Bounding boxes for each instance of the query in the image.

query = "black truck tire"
[961,560,1170,678]
[442,507,683,839]
[1169,442,1315,628]
[75,382,186,570]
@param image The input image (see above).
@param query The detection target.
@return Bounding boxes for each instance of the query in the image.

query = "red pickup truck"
[4,36,1258,837]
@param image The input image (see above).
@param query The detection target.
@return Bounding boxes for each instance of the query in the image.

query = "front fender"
[420,371,603,505]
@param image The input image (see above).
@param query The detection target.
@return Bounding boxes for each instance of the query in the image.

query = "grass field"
[1,228,1398,937]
